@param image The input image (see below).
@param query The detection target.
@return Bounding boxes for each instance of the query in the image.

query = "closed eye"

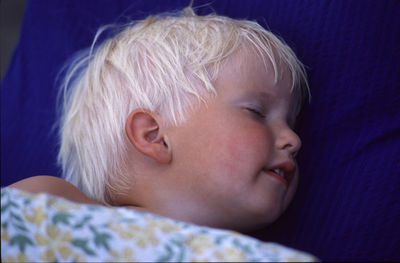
[245,107,265,119]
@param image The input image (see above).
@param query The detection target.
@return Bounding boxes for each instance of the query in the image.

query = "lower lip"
[263,171,288,187]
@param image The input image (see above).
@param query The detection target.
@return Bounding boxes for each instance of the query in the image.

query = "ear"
[125,109,172,164]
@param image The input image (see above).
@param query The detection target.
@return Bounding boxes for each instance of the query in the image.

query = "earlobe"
[125,109,172,164]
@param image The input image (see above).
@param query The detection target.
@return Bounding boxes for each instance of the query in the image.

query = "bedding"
[1,187,318,262]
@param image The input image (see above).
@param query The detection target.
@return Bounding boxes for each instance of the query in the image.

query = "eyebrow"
[242,91,274,103]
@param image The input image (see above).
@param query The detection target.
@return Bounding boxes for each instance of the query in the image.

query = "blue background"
[1,0,399,260]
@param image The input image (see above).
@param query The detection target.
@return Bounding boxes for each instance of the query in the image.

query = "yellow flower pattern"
[109,247,136,262]
[185,234,215,254]
[1,188,319,262]
[35,224,73,261]
[23,205,46,226]
[4,252,29,263]
[1,229,10,242]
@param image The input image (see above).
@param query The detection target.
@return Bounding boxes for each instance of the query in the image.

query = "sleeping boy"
[9,7,309,233]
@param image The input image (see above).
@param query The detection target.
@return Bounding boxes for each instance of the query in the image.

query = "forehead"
[216,47,291,96]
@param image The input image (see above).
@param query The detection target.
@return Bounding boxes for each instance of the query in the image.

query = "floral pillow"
[1,187,318,262]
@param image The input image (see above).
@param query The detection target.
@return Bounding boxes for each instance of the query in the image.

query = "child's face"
[160,48,301,230]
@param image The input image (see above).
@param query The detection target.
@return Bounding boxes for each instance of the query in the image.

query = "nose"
[275,125,302,156]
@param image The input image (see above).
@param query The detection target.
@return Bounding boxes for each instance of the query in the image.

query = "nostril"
[276,129,301,157]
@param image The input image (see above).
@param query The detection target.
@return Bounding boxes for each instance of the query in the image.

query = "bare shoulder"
[7,176,102,206]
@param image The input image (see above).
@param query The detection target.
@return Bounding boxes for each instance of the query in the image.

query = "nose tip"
[276,127,302,156]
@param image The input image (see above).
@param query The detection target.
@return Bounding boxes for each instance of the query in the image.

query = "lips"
[262,160,296,187]
[264,170,289,187]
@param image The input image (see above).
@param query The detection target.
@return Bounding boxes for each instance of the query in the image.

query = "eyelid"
[243,106,296,125]
[244,106,266,118]
[242,101,265,112]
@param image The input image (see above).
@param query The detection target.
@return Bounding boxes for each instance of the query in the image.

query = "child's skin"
[10,45,301,231]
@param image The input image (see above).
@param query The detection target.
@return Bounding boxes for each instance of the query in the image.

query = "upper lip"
[264,160,296,183]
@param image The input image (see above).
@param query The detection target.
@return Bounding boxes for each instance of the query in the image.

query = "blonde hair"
[58,8,309,204]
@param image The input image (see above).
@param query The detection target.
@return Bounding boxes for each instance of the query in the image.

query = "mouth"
[262,161,296,187]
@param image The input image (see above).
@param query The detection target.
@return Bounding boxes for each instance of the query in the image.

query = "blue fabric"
[1,0,399,260]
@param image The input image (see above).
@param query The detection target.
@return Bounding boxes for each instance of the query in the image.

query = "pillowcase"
[1,187,318,262]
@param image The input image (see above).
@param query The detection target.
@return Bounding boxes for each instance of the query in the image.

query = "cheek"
[209,125,270,176]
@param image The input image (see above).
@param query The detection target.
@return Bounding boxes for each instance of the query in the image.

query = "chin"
[257,210,283,228]
[226,206,284,232]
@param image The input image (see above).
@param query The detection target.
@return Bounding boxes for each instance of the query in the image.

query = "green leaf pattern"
[1,188,318,262]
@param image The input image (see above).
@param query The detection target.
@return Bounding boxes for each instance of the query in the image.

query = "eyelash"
[245,107,297,128]
[245,107,266,119]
